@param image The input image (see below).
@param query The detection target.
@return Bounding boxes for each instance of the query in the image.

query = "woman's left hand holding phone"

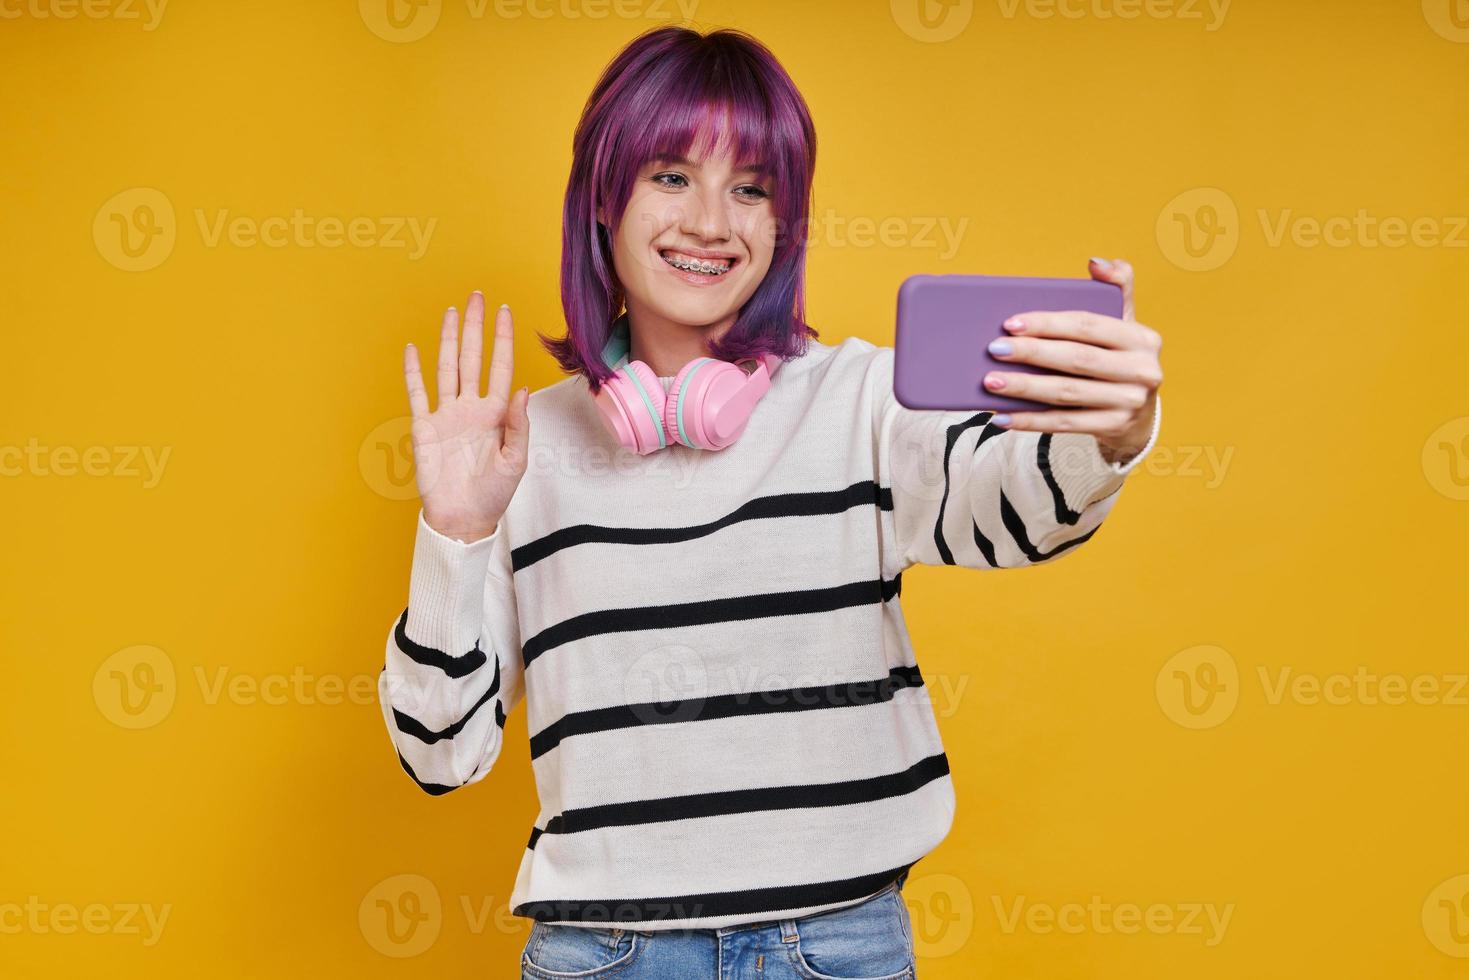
[982,257,1163,465]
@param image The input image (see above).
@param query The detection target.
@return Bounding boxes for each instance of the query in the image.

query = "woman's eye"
[650,173,769,201]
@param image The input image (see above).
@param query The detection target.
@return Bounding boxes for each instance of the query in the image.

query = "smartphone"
[893,273,1124,412]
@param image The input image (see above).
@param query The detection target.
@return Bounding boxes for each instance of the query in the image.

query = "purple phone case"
[894,273,1124,412]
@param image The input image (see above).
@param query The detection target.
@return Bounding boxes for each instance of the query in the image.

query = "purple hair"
[537,25,820,394]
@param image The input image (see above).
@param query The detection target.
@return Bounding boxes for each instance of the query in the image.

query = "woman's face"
[603,142,776,336]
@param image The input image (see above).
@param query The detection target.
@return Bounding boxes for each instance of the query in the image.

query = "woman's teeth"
[661,251,733,275]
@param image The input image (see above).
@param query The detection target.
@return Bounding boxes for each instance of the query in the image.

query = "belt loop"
[778,917,799,944]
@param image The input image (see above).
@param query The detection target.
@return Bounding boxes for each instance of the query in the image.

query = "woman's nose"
[680,187,731,242]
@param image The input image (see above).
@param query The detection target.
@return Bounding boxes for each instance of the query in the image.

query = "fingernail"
[988,338,1013,356]
[1003,317,1025,332]
[984,373,1006,390]
[993,414,1012,426]
[500,303,510,311]
[1090,256,1111,268]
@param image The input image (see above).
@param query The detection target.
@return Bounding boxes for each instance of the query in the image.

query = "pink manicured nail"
[1003,317,1025,332]
[984,373,1006,390]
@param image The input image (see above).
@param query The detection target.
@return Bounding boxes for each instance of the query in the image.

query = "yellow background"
[3,0,1467,976]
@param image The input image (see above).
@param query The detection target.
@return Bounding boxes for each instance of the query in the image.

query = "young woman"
[379,26,1162,979]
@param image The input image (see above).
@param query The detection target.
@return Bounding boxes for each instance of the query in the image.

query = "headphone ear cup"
[664,358,748,450]
[594,360,671,455]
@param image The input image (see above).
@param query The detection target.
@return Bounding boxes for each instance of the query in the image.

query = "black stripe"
[1036,434,1083,526]
[933,414,998,565]
[521,576,902,670]
[529,664,926,760]
[530,752,949,844]
[969,519,999,568]
[999,491,1100,563]
[392,659,500,745]
[512,861,919,924]
[511,480,891,572]
[393,608,487,679]
[396,750,458,796]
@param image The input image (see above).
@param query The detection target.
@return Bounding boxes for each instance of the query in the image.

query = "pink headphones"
[593,312,782,455]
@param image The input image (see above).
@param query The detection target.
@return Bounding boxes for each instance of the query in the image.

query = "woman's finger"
[460,290,486,398]
[988,335,1160,385]
[403,343,431,419]
[438,305,460,402]
[486,302,516,415]
[991,407,1136,436]
[983,370,1150,411]
[1088,256,1135,322]
[1003,309,1160,353]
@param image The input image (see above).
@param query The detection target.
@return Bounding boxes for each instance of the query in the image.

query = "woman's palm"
[402,291,530,543]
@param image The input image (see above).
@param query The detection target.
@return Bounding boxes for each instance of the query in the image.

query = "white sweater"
[377,333,1159,930]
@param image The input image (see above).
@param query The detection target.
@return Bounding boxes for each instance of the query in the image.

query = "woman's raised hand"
[403,290,530,544]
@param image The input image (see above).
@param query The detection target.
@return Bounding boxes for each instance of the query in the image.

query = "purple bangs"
[537,26,819,394]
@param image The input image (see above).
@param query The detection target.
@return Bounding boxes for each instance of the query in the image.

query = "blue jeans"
[520,872,915,979]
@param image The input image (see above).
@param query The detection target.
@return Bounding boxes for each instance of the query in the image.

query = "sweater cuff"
[1048,394,1162,510]
[406,509,501,646]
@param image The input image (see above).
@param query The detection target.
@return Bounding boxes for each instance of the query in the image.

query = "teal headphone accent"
[601,313,667,449]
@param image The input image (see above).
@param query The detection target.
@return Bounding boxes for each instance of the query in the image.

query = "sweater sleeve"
[377,509,525,795]
[870,345,1159,571]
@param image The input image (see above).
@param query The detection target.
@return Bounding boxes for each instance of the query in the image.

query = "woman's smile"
[657,246,741,284]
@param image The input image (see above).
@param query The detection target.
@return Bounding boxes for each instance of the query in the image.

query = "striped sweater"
[377,333,1159,930]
